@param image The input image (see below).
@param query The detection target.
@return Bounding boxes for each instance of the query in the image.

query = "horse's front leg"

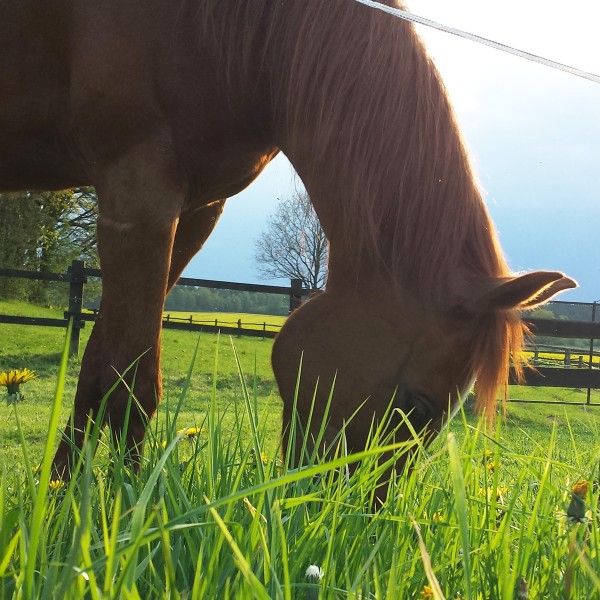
[52,143,184,476]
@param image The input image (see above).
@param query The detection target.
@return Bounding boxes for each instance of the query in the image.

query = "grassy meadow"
[1,299,600,598]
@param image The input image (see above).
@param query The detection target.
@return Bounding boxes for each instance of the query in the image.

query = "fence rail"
[1,262,598,405]
[0,260,307,353]
[510,301,599,405]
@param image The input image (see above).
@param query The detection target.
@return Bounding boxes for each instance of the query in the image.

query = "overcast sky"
[184,0,600,303]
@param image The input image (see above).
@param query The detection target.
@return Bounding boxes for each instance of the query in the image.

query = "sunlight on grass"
[0,333,598,598]
[2,301,600,598]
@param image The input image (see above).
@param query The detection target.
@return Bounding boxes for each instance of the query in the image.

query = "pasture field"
[522,349,600,368]
[1,299,600,598]
[2,299,599,464]
[0,300,282,467]
[161,310,286,333]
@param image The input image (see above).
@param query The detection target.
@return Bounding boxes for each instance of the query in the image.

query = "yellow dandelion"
[49,479,64,491]
[478,486,509,501]
[419,585,434,599]
[0,368,36,403]
[177,426,203,438]
[497,486,509,498]
[0,368,36,386]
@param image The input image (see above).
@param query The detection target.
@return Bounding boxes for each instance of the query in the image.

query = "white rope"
[353,0,600,85]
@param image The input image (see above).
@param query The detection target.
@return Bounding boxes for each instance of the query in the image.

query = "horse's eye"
[390,390,436,433]
[406,392,435,431]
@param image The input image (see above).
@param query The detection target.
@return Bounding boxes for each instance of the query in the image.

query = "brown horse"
[1,1,575,476]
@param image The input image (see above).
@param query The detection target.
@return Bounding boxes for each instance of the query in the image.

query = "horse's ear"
[467,271,577,313]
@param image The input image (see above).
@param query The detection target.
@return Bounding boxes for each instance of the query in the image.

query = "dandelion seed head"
[305,565,324,581]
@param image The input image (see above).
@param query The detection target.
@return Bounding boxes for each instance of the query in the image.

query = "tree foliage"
[0,188,98,303]
[163,287,288,316]
[254,192,328,291]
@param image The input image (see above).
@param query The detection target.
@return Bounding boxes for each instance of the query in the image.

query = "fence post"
[289,278,303,313]
[65,259,87,356]
[588,301,597,405]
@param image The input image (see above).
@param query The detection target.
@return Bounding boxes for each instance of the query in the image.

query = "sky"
[184,0,600,303]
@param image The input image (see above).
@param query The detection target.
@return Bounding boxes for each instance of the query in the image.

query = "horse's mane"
[197,0,525,413]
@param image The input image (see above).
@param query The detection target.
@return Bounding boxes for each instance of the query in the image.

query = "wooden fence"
[0,260,307,354]
[1,262,598,405]
[509,302,600,405]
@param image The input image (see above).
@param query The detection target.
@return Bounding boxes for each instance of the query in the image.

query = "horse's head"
[273,270,575,474]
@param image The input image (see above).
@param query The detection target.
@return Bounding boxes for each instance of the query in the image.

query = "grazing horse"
[0,1,575,476]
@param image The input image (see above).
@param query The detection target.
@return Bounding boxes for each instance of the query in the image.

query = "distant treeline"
[530,300,597,350]
[87,285,289,316]
[0,274,289,317]
[533,301,596,322]
[163,286,289,316]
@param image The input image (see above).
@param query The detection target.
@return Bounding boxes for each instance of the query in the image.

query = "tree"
[254,192,328,291]
[0,187,99,302]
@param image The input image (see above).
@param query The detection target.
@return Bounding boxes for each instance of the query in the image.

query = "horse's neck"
[264,3,498,298]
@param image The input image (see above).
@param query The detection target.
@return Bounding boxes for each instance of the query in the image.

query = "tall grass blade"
[447,431,472,599]
[22,319,72,598]
[411,516,446,600]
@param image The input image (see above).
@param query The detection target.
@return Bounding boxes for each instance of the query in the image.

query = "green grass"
[0,300,281,467]
[2,299,600,598]
[0,343,599,598]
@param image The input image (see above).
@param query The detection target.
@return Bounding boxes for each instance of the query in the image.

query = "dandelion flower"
[177,426,203,438]
[479,485,509,501]
[0,368,36,386]
[49,479,64,491]
[0,368,36,403]
[419,585,434,599]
